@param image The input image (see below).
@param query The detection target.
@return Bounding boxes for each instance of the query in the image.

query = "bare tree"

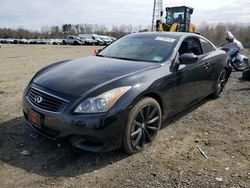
[1,22,250,46]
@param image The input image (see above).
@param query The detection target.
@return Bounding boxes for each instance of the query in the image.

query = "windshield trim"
[96,54,158,63]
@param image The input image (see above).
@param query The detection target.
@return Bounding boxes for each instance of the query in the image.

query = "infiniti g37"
[22,32,231,154]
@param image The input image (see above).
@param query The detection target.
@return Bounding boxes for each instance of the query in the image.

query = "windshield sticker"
[153,56,163,62]
[155,36,175,43]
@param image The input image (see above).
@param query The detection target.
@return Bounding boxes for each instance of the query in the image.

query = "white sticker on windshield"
[153,56,163,62]
[155,36,175,43]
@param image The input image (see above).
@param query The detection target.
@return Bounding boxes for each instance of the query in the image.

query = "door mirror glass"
[179,53,198,64]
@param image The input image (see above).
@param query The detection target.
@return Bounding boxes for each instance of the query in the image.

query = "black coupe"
[22,32,231,154]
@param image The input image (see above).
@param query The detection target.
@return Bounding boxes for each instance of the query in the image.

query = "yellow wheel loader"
[156,6,196,33]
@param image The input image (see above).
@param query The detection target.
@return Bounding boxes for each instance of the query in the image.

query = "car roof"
[131,32,200,38]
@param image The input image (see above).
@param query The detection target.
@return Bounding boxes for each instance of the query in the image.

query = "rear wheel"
[122,98,161,154]
[74,41,79,45]
[211,69,228,98]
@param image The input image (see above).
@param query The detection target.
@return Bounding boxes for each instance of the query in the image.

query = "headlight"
[74,86,131,113]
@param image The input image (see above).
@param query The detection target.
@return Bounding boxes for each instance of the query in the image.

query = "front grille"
[27,87,68,113]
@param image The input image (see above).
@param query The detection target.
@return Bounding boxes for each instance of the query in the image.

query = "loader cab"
[165,6,193,32]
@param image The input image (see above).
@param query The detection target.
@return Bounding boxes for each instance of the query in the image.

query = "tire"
[74,41,79,45]
[211,69,228,99]
[122,97,162,154]
[62,40,66,45]
[242,69,250,81]
[231,59,249,71]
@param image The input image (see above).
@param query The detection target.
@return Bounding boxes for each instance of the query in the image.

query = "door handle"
[203,62,210,69]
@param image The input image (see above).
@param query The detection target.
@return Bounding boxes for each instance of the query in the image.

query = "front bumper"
[22,85,128,152]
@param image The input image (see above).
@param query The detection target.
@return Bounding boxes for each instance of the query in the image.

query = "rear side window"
[200,38,215,54]
[179,38,203,56]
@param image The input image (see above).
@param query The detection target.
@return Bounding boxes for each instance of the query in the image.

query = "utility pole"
[151,0,163,31]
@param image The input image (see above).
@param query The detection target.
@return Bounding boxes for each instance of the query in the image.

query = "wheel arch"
[224,66,232,79]
[132,92,164,115]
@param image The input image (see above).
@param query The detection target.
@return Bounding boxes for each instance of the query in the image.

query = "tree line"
[198,22,250,47]
[0,24,149,40]
[0,22,249,47]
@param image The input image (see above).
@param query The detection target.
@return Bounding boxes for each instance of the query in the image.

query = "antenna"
[151,0,163,31]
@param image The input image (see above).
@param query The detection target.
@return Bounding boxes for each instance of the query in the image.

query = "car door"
[166,37,213,115]
[199,38,219,93]
[69,36,74,44]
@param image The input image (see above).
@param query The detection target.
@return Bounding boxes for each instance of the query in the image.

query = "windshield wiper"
[107,56,143,62]
[96,55,149,62]
[96,54,105,57]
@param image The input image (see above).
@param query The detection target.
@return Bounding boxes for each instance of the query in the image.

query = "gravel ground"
[0,44,249,188]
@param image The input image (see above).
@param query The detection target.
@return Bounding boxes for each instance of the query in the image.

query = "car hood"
[33,56,160,97]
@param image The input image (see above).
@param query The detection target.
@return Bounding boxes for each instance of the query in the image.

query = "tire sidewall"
[122,97,162,154]
[212,69,227,98]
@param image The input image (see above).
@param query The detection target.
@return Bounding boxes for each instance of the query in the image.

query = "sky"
[0,0,249,31]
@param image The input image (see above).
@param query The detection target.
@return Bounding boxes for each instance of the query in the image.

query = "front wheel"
[231,59,249,71]
[211,69,228,99]
[122,97,162,154]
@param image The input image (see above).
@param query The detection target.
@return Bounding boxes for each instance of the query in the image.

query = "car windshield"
[93,35,101,40]
[98,34,178,63]
[79,34,92,39]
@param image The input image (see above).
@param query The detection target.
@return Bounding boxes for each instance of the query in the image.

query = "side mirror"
[179,53,198,64]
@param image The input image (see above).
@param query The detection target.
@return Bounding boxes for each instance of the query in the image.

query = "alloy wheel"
[130,104,160,149]
[217,70,227,94]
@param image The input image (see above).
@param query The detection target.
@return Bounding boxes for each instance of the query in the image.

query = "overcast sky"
[0,0,249,30]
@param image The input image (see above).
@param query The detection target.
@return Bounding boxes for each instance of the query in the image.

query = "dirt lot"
[0,44,249,188]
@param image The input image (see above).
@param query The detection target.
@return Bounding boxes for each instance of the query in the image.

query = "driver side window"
[179,38,203,56]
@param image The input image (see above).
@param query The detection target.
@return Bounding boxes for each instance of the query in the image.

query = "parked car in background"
[28,39,43,44]
[46,39,54,45]
[0,34,115,46]
[14,39,28,44]
[28,39,38,44]
[37,39,47,45]
[13,39,19,44]
[53,39,63,45]
[92,34,105,45]
[62,35,84,45]
[46,39,62,45]
[19,39,28,44]
[99,35,112,45]
[0,38,15,44]
[110,37,117,42]
[78,34,97,45]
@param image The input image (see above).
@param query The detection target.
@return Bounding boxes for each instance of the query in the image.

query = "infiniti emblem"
[34,95,43,103]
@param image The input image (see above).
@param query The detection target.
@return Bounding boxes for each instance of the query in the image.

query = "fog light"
[76,121,85,127]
